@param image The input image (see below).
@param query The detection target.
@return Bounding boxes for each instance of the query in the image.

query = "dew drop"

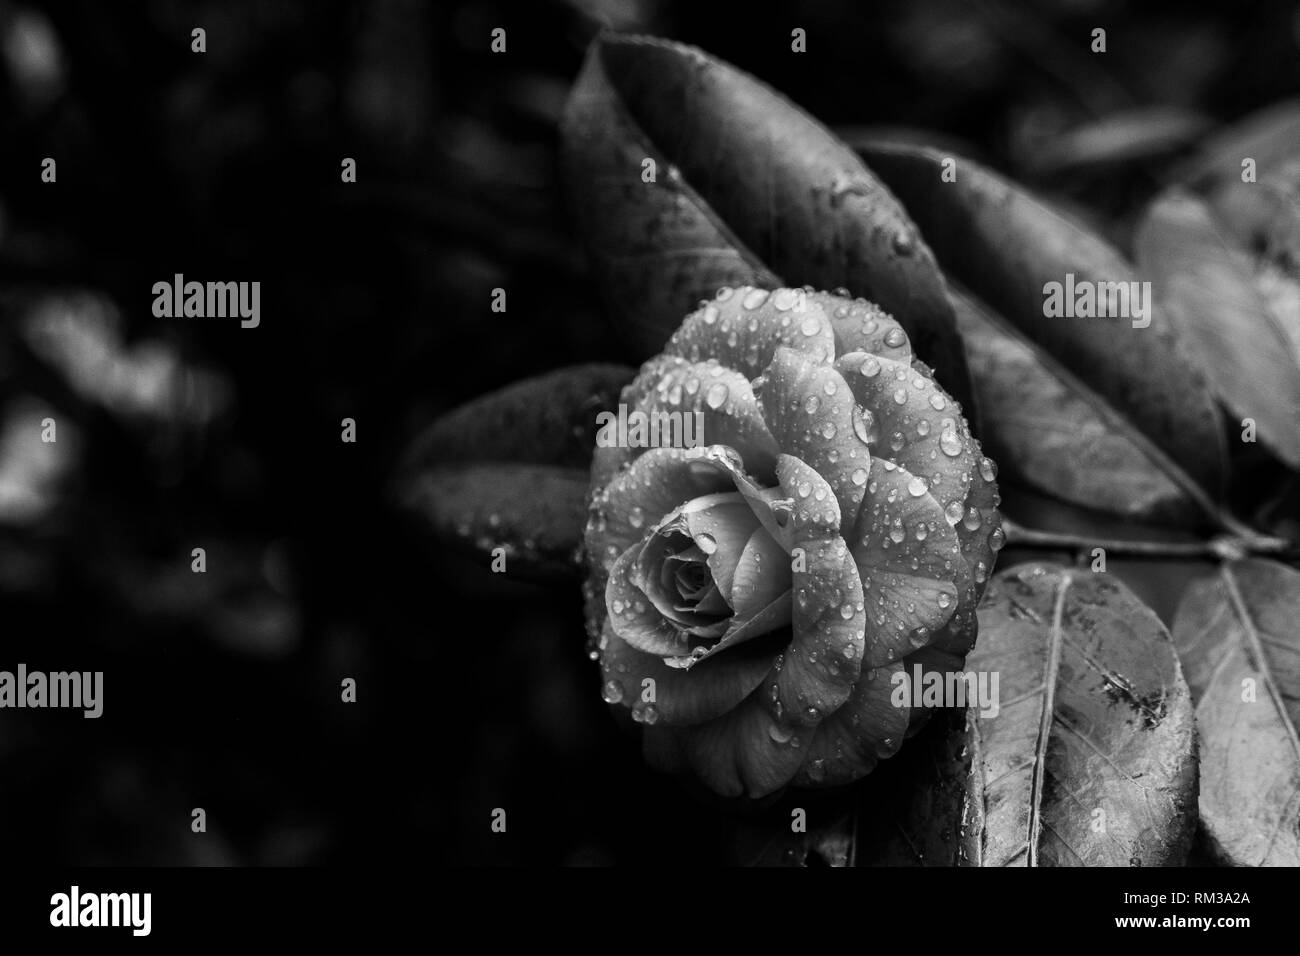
[893,387,908,405]
[907,475,928,497]
[804,394,821,414]
[883,327,907,348]
[801,316,821,336]
[851,467,868,486]
[989,526,1006,551]
[939,428,962,457]
[701,305,719,325]
[705,382,729,410]
[602,680,624,704]
[696,533,718,554]
[796,481,813,499]
[979,456,998,482]
[937,592,951,609]
[839,603,855,620]
[929,393,947,411]
[742,288,769,310]
[821,421,837,439]
[963,507,982,531]
[628,506,644,529]
[944,500,964,525]
[859,356,881,378]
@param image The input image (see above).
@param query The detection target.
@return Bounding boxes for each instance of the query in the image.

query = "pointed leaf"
[1172,558,1300,866]
[951,285,1205,524]
[561,34,973,414]
[964,563,1198,866]
[398,463,587,579]
[1136,191,1300,471]
[857,142,1227,500]
[401,363,634,471]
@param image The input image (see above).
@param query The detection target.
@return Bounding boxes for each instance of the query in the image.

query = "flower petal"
[793,662,909,787]
[779,534,865,725]
[807,291,912,363]
[835,350,999,605]
[757,348,870,533]
[851,459,962,667]
[664,286,837,379]
[729,525,793,618]
[599,622,777,726]
[588,353,779,493]
[674,686,810,798]
[586,446,735,576]
[682,492,762,600]
[605,544,690,656]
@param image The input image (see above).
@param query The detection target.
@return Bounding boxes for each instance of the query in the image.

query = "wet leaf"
[560,34,973,415]
[400,363,634,471]
[399,462,588,580]
[962,563,1198,866]
[1172,558,1300,866]
[1135,191,1300,472]
[951,285,1207,525]
[857,142,1227,501]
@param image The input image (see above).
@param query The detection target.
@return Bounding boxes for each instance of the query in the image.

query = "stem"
[1001,518,1300,562]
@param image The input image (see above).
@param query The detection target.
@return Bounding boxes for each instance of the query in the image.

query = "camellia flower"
[583,287,1002,798]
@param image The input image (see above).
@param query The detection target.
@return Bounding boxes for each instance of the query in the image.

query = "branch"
[1001,518,1300,562]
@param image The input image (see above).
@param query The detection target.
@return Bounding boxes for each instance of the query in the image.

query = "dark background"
[1,0,1297,865]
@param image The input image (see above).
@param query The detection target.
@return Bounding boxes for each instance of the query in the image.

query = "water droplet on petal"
[883,327,907,348]
[705,382,729,409]
[796,481,812,498]
[821,421,837,439]
[742,288,769,310]
[851,467,868,486]
[893,388,908,405]
[917,419,931,437]
[801,316,821,336]
[979,456,998,482]
[944,500,964,525]
[937,592,951,609]
[804,394,821,414]
[602,680,624,704]
[696,533,718,554]
[939,428,962,457]
[929,393,947,411]
[769,723,794,744]
[701,305,719,325]
[907,475,928,497]
[989,526,1006,551]
[859,356,881,377]
[852,406,877,444]
[629,506,644,529]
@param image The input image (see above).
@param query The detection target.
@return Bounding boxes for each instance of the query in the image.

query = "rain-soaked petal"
[681,492,762,601]
[605,544,691,656]
[599,621,777,726]
[728,525,793,618]
[665,286,836,379]
[585,446,736,576]
[851,458,962,667]
[778,535,864,725]
[757,348,869,533]
[674,683,811,798]
[807,290,912,364]
[835,350,999,622]
[792,662,908,787]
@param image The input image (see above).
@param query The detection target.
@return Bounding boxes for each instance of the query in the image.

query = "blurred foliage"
[0,0,1297,864]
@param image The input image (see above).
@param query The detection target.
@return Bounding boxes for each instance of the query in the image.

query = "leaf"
[852,706,982,866]
[1022,107,1211,176]
[1176,99,1300,186]
[395,364,635,578]
[1171,558,1300,866]
[560,33,974,415]
[399,462,588,579]
[856,142,1227,501]
[400,363,635,471]
[1135,191,1300,472]
[963,563,1198,866]
[951,284,1206,525]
